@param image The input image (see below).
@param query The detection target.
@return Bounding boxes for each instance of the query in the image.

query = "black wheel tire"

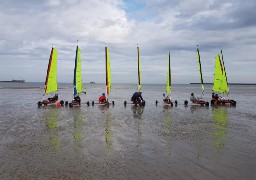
[142,101,145,106]
[37,101,42,108]
[205,102,209,106]
[211,100,215,105]
[69,103,73,108]
[175,100,178,106]
[92,101,94,106]
[124,101,127,107]
[184,100,188,106]
[155,100,158,105]
[171,102,173,107]
[112,101,115,106]
[231,100,236,106]
[87,101,90,106]
[65,101,68,107]
[60,100,64,106]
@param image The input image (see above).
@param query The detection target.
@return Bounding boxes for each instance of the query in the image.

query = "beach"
[0,83,256,179]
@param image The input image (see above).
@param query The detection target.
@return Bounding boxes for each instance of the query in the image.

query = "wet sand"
[0,84,256,179]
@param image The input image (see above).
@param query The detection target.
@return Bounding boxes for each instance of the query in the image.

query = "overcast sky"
[0,0,255,84]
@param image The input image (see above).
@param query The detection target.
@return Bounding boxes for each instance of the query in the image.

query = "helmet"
[102,93,105,96]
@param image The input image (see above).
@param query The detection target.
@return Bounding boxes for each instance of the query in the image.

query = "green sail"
[212,54,229,94]
[166,51,171,94]
[137,46,141,92]
[44,48,58,95]
[74,46,83,95]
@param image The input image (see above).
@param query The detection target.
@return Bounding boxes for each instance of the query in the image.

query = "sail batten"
[73,46,83,96]
[196,47,205,94]
[44,48,58,95]
[166,51,171,94]
[137,46,141,92]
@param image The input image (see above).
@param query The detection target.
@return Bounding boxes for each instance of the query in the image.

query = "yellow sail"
[137,46,141,92]
[196,47,205,93]
[212,54,228,94]
[106,47,111,95]
[74,46,83,95]
[166,51,171,94]
[44,48,58,95]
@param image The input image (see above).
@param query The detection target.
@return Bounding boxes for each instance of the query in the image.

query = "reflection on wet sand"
[212,107,229,155]
[163,107,171,136]
[131,106,144,148]
[98,104,110,111]
[131,105,144,119]
[44,108,60,151]
[162,107,173,157]
[72,108,84,148]
[190,104,207,113]
[105,110,112,151]
[188,105,206,159]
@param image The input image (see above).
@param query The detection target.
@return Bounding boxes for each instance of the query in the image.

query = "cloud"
[0,0,256,84]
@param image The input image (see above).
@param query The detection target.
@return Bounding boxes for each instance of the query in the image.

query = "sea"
[0,82,256,180]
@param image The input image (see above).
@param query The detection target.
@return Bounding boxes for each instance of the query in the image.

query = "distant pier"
[190,83,256,85]
[0,79,25,83]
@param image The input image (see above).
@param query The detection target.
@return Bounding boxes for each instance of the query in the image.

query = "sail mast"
[196,45,205,95]
[220,50,229,94]
[73,46,77,96]
[137,46,141,92]
[105,46,108,96]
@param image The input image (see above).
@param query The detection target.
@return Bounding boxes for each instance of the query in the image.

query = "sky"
[0,0,256,84]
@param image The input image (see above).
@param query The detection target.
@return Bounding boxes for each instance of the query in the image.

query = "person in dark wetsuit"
[163,93,171,103]
[48,94,58,101]
[190,93,197,101]
[53,94,58,100]
[131,92,144,103]
[212,93,219,99]
[74,95,81,105]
